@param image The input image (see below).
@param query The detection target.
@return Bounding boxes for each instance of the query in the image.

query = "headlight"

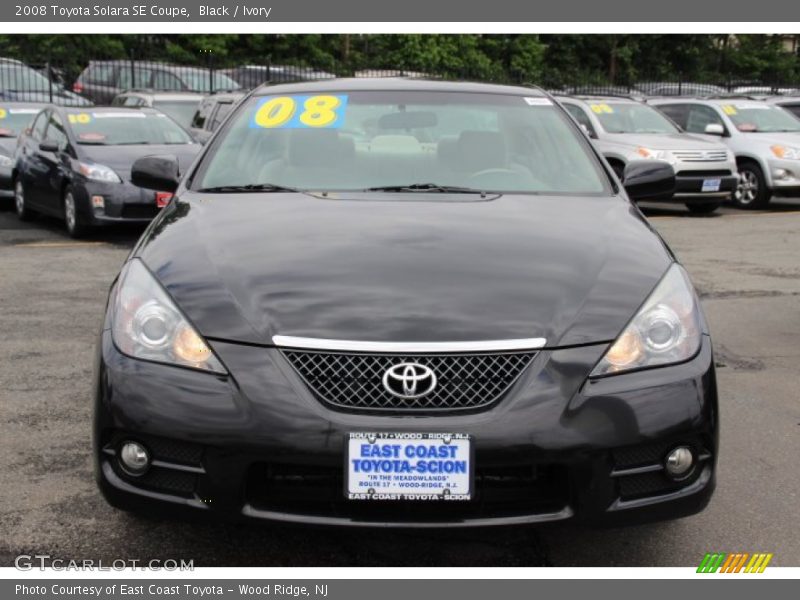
[635,147,675,165]
[770,145,800,160]
[591,264,702,377]
[79,161,121,183]
[636,147,666,160]
[111,259,226,374]
[0,154,13,167]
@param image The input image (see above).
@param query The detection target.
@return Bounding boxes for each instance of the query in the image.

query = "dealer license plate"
[346,432,472,501]
[702,178,721,192]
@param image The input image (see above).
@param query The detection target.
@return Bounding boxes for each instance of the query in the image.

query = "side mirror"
[131,155,180,193]
[622,160,676,201]
[580,124,597,139]
[704,123,725,136]
[39,140,59,153]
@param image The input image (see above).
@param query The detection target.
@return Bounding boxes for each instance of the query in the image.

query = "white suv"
[558,95,737,214]
[651,97,800,209]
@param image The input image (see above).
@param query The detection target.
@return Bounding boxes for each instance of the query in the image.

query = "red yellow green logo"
[697,553,773,573]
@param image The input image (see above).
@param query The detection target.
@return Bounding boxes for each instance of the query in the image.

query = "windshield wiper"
[196,183,303,194]
[365,183,486,194]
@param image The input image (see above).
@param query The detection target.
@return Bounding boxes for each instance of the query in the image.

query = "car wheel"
[14,178,35,221]
[63,186,87,238]
[733,162,771,209]
[686,201,721,215]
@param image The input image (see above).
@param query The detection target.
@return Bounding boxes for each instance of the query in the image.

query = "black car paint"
[94,80,717,526]
[14,106,200,226]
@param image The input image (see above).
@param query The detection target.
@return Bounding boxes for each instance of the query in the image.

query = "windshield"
[195,91,609,195]
[590,102,680,134]
[0,65,52,91]
[181,71,240,93]
[720,103,800,132]
[152,101,199,129]
[0,106,42,136]
[67,111,194,145]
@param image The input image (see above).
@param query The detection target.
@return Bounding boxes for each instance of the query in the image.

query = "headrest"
[287,129,353,167]
[456,131,507,171]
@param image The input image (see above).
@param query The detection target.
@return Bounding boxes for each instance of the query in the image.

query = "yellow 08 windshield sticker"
[721,105,738,115]
[250,94,349,129]
[590,103,614,114]
[68,113,92,124]
[0,108,7,119]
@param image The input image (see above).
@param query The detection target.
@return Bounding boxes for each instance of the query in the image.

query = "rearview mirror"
[704,123,725,136]
[131,155,180,193]
[38,140,59,153]
[622,160,675,201]
[378,111,437,130]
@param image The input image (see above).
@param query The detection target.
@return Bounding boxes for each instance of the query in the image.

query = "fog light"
[119,441,150,476]
[91,195,105,211]
[665,446,694,479]
[773,168,788,180]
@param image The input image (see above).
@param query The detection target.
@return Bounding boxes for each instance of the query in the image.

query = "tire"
[733,162,771,209]
[14,178,35,221]
[63,186,88,238]
[686,201,721,215]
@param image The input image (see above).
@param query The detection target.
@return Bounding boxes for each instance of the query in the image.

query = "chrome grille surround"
[279,345,540,412]
[671,150,729,162]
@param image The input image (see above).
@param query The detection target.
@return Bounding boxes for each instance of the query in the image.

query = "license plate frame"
[345,432,473,501]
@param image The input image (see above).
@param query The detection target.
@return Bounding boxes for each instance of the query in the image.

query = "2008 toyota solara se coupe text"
[93,79,718,527]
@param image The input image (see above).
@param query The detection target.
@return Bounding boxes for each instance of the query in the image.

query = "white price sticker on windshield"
[524,97,553,106]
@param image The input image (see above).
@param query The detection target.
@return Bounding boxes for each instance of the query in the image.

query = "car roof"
[0,101,48,109]
[59,105,160,115]
[649,96,766,104]
[120,90,204,101]
[554,94,641,105]
[251,78,546,97]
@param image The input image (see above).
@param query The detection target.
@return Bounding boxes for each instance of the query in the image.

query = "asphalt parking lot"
[1,199,798,567]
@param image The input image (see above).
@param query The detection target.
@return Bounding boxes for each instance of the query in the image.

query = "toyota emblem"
[382,362,437,399]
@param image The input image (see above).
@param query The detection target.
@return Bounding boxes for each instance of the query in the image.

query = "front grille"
[672,150,729,162]
[281,350,537,412]
[246,461,569,521]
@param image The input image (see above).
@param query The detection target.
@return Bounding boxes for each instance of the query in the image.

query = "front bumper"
[0,165,13,197]
[672,171,738,201]
[767,158,800,194]
[77,180,163,226]
[94,331,718,528]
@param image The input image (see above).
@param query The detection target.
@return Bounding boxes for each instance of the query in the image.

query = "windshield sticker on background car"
[250,94,349,129]
[68,113,92,124]
[524,97,553,106]
[78,132,106,142]
[590,103,614,114]
[732,103,770,111]
[721,105,738,115]
[0,109,6,119]
[91,112,147,119]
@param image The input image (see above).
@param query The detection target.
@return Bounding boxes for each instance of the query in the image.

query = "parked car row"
[555,93,800,211]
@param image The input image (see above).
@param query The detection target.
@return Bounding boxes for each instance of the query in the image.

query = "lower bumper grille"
[246,461,569,521]
[281,350,537,412]
[120,204,158,219]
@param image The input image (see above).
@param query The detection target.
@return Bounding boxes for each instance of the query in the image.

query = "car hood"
[736,132,800,147]
[79,144,201,182]
[605,133,725,150]
[136,192,673,347]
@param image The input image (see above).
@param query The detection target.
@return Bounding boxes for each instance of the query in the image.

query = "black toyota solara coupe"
[93,79,718,527]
